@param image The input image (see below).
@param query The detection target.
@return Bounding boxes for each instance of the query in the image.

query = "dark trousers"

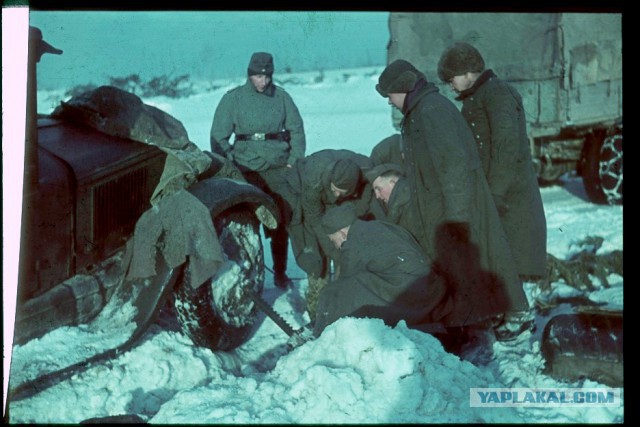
[243,167,291,275]
[266,221,289,275]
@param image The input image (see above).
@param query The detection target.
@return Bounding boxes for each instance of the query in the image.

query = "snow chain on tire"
[598,133,623,205]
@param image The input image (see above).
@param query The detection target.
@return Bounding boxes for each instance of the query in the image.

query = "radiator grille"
[92,167,149,242]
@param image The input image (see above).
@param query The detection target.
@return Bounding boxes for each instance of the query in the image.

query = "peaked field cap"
[364,163,404,183]
[376,59,423,97]
[331,159,361,194]
[321,204,357,235]
[437,42,485,82]
[30,26,63,59]
[248,52,274,76]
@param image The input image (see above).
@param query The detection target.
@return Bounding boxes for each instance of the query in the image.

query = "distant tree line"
[65,73,195,99]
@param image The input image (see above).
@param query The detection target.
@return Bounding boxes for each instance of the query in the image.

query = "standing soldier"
[375,59,531,341]
[210,52,306,289]
[438,43,547,337]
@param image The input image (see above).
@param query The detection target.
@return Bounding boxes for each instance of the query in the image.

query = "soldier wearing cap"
[438,43,546,339]
[376,59,531,340]
[278,149,373,320]
[210,52,306,289]
[367,135,405,221]
[312,204,452,337]
[438,43,547,280]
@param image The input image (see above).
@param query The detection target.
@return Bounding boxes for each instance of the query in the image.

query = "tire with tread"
[581,130,623,205]
[581,132,607,204]
[598,133,623,205]
[173,206,265,351]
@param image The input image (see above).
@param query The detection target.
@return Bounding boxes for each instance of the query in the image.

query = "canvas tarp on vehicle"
[387,12,621,84]
[52,85,212,205]
[387,12,622,133]
[51,86,222,289]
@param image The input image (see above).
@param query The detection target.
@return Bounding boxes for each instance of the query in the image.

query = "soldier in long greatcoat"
[376,60,531,340]
[438,42,547,281]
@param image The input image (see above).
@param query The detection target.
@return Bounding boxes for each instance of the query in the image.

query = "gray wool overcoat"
[399,80,529,315]
[456,71,547,278]
[313,219,450,335]
[210,80,306,171]
[282,149,373,276]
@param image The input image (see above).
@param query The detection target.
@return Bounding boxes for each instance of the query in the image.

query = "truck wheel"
[598,133,623,204]
[581,133,608,204]
[172,206,265,351]
[582,131,623,205]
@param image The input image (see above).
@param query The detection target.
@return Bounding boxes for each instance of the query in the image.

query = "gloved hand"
[442,222,470,245]
[297,247,323,278]
[492,194,509,217]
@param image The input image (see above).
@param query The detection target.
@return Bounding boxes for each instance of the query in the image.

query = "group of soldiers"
[209,44,547,354]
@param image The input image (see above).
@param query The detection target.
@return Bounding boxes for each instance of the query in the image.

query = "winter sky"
[28,9,390,91]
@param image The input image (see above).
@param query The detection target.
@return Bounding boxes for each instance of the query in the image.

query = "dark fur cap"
[376,60,424,97]
[437,42,485,82]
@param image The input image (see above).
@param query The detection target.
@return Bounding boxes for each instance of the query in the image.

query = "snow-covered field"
[7,66,624,423]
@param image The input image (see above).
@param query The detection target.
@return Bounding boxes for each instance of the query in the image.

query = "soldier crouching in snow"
[312,204,453,337]
[365,164,516,353]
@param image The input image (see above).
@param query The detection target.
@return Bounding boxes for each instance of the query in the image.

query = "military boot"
[271,227,292,289]
[493,309,535,341]
[306,274,328,322]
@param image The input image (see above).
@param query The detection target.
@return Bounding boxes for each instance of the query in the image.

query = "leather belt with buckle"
[235,132,286,142]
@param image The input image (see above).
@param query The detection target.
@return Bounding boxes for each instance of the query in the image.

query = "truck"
[385,12,622,204]
[9,26,284,401]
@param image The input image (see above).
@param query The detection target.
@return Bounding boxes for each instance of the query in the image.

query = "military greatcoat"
[282,149,372,277]
[313,219,450,336]
[399,79,529,316]
[210,80,305,173]
[456,70,547,278]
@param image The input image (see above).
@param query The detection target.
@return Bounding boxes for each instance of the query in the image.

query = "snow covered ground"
[6,66,624,423]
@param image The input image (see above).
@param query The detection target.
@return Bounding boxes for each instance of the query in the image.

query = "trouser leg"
[243,167,293,288]
[270,224,289,276]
